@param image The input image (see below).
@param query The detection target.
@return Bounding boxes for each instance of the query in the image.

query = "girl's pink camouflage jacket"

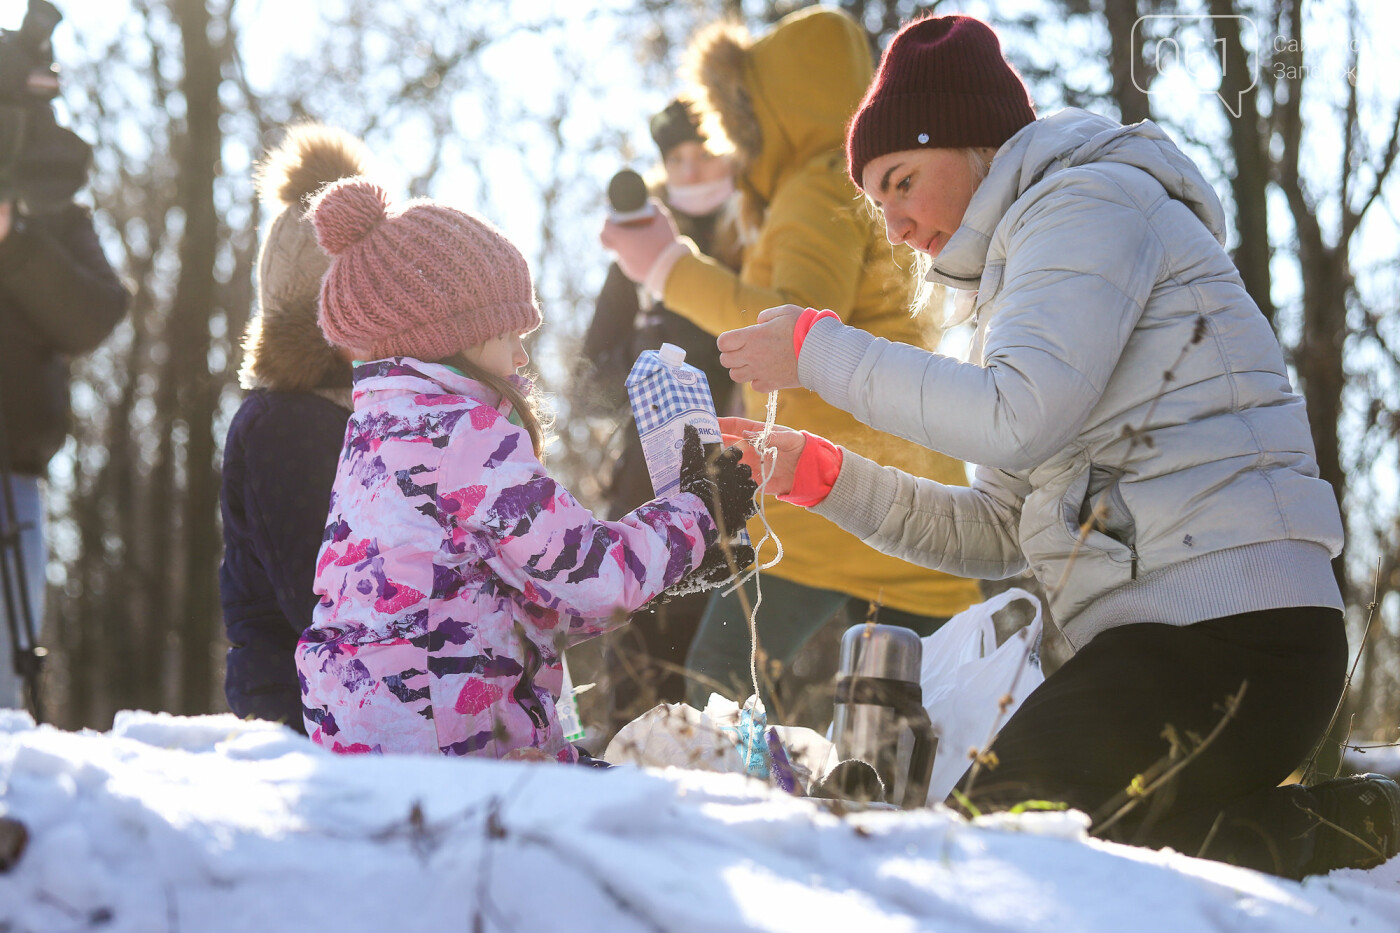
[297,358,716,762]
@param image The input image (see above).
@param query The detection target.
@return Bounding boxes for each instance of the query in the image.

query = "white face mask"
[666,175,735,217]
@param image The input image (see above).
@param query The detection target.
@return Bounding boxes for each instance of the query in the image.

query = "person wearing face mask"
[577,98,744,729]
[582,97,742,514]
[710,14,1397,879]
[600,7,981,726]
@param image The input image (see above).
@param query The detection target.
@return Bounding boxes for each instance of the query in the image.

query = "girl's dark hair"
[436,352,548,460]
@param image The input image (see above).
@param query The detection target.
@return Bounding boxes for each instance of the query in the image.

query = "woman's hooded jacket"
[660,6,980,617]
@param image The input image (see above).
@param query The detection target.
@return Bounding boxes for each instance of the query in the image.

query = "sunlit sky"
[6,0,1398,581]
[5,0,1392,252]
[5,0,1392,242]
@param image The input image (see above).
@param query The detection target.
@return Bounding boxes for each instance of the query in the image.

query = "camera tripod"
[0,377,46,723]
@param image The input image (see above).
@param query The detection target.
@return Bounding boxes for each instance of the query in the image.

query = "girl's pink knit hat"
[309,178,541,360]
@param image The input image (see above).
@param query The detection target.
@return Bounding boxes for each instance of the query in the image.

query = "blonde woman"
[715,14,1394,879]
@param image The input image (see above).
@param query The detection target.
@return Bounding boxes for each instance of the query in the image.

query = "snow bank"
[1,710,1397,932]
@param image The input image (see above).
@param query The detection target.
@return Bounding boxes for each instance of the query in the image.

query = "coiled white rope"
[732,389,783,706]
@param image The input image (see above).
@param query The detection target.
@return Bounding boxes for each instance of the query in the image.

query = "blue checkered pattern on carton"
[626,346,723,498]
[626,347,751,550]
[630,369,720,437]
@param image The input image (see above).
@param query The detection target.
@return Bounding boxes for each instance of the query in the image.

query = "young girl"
[297,178,756,763]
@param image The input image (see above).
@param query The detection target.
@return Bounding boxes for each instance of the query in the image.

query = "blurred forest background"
[13,0,1399,752]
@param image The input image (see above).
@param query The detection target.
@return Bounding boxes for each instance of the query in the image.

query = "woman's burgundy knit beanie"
[310,178,541,361]
[846,15,1036,189]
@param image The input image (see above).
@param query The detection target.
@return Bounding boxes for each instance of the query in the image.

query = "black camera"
[0,0,90,214]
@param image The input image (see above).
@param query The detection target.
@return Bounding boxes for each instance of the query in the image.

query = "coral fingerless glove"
[792,308,841,359]
[778,432,843,508]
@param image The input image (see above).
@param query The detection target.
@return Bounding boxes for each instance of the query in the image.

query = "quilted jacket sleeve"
[439,410,717,631]
[800,171,1166,472]
[811,448,1029,580]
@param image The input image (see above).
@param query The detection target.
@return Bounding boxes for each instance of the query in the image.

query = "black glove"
[692,539,756,583]
[678,424,758,538]
[651,539,756,606]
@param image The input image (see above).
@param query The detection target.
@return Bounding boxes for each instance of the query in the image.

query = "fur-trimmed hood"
[239,124,370,393]
[684,7,872,221]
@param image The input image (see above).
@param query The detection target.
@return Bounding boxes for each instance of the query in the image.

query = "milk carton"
[626,344,750,545]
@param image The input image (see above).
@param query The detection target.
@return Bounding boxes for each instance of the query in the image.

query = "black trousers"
[959,606,1347,877]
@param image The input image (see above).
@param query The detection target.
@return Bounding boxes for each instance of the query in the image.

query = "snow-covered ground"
[2,710,1398,933]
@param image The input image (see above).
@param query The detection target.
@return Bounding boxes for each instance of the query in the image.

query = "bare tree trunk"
[1274,0,1339,567]
[170,0,226,714]
[1208,0,1276,325]
[1272,0,1400,597]
[1102,0,1153,125]
[1292,247,1349,578]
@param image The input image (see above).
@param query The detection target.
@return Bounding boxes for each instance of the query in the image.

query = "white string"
[658,390,785,724]
[724,389,785,593]
[662,393,784,603]
[738,390,783,705]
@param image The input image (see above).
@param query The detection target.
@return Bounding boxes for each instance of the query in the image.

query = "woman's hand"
[718,416,807,498]
[0,202,11,243]
[718,305,802,392]
[599,199,681,284]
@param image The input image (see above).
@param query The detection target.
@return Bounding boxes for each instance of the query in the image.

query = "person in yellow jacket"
[601,6,979,716]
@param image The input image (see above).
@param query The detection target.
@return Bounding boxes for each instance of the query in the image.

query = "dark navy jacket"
[220,389,349,730]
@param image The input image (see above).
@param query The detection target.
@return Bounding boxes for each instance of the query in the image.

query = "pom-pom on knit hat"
[846,15,1036,189]
[310,179,541,361]
[240,123,369,392]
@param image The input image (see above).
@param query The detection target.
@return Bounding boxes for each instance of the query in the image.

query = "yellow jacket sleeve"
[662,157,866,335]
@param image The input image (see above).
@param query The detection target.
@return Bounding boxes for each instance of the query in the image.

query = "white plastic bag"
[920,587,1044,805]
[604,702,747,774]
[603,698,836,794]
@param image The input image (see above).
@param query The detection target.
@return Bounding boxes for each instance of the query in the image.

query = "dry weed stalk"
[1301,556,1383,784]
[954,628,1040,805]
[957,319,1215,816]
[1297,799,1388,864]
[1048,315,1207,602]
[1090,680,1248,838]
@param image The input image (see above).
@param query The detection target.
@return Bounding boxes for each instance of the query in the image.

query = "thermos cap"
[838,623,923,683]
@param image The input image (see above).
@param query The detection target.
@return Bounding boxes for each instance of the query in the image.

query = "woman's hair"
[902,148,993,321]
[436,352,549,461]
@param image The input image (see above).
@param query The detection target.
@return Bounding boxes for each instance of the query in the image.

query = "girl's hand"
[678,424,757,534]
[718,416,806,498]
[717,305,802,392]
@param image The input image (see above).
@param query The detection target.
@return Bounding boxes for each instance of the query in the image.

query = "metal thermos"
[830,624,937,808]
